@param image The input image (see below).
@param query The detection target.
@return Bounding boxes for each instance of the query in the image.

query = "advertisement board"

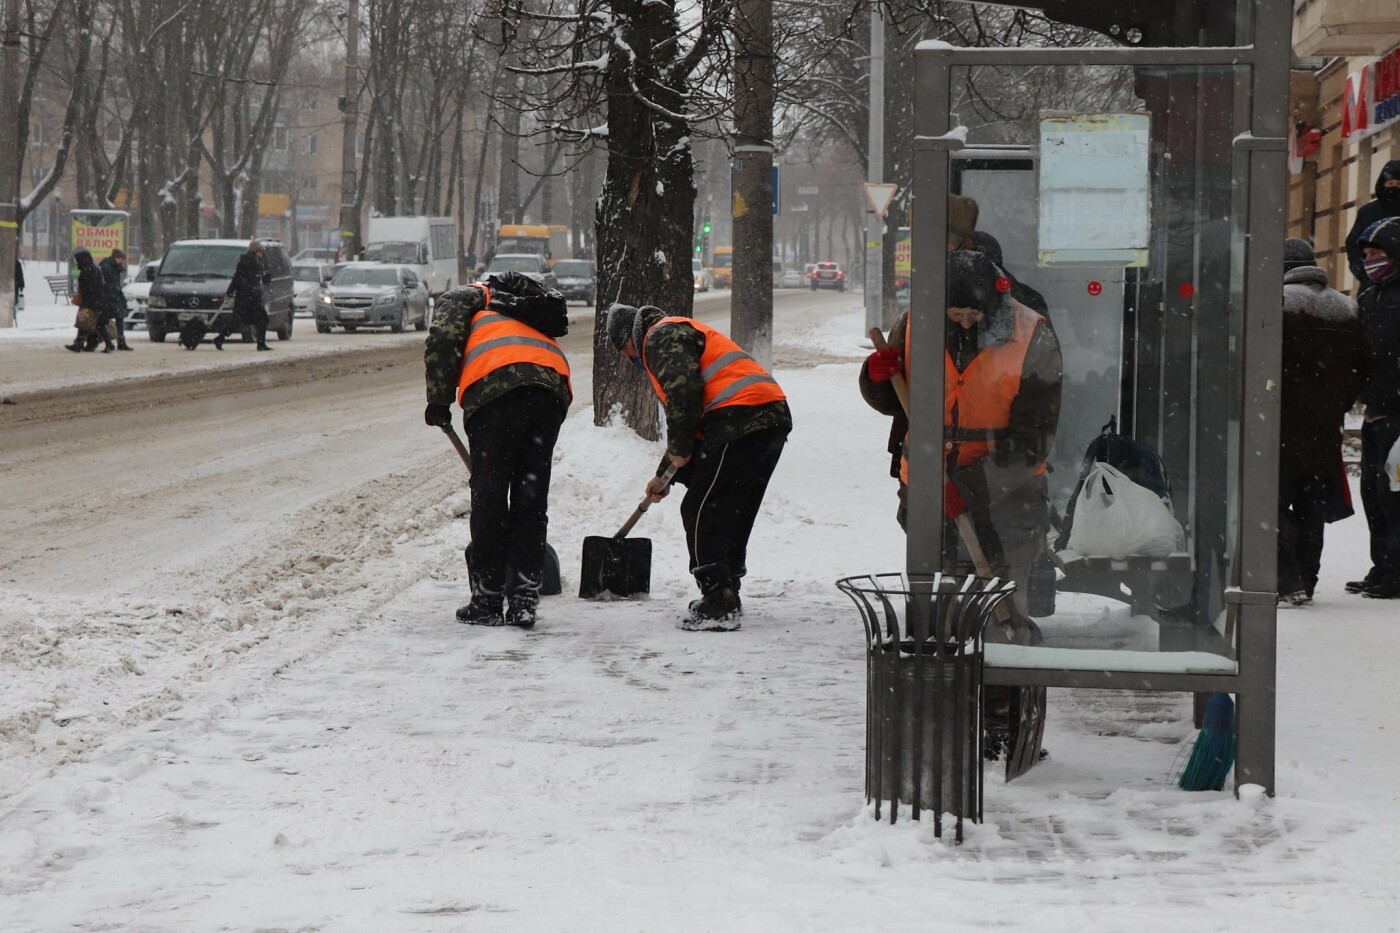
[1342,43,1400,143]
[69,210,130,290]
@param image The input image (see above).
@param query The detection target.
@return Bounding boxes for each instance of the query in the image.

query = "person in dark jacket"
[66,249,116,353]
[1277,238,1373,603]
[214,240,272,350]
[1351,217,1400,598]
[424,271,571,628]
[606,304,792,631]
[1346,160,1400,289]
[14,257,22,322]
[99,249,133,351]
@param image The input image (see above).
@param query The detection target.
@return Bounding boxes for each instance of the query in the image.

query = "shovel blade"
[579,536,653,599]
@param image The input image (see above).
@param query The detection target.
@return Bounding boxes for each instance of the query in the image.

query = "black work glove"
[424,403,453,428]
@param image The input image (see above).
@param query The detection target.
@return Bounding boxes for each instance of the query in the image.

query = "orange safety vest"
[641,316,786,415]
[456,285,572,404]
[900,301,1046,484]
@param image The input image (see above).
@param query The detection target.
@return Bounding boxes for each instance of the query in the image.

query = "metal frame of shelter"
[906,1,1291,795]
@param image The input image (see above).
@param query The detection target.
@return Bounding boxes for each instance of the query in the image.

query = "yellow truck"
[496,224,571,264]
[712,246,733,288]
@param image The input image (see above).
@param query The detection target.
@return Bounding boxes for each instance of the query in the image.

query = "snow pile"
[2,295,1400,929]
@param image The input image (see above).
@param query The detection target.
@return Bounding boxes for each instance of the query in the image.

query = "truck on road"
[495,224,570,264]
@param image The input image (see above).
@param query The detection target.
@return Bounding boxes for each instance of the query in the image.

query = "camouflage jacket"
[424,285,572,423]
[636,307,793,467]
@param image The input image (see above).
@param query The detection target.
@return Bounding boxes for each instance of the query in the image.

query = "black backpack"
[1054,416,1174,551]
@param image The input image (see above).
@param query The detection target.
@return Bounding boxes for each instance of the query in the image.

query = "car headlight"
[319,293,333,305]
[375,292,396,305]
[149,295,167,309]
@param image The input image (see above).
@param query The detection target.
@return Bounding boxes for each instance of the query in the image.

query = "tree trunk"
[730,0,775,366]
[591,0,696,439]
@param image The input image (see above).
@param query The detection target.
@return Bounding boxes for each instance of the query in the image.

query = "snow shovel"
[440,424,562,596]
[579,464,679,599]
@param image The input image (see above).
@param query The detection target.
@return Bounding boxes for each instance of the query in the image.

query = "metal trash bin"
[836,572,1016,841]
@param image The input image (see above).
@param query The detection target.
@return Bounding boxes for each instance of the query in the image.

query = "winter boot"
[101,342,116,353]
[506,593,540,629]
[117,340,133,351]
[64,340,83,353]
[1363,576,1400,600]
[456,594,505,626]
[256,324,272,351]
[682,564,741,632]
[1346,569,1382,594]
[213,332,225,351]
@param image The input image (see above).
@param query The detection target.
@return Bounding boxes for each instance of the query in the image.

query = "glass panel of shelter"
[914,63,1252,673]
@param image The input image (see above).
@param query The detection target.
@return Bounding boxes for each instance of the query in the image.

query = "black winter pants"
[1361,418,1400,581]
[674,427,787,591]
[465,386,566,598]
[1277,475,1329,597]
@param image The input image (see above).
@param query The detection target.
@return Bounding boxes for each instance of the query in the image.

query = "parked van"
[363,216,457,297]
[145,239,295,344]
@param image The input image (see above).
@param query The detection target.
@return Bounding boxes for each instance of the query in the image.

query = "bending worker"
[860,251,1061,757]
[606,305,792,632]
[424,271,571,628]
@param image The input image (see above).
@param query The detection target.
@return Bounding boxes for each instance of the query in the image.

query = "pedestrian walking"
[1277,238,1373,604]
[605,304,792,631]
[424,271,572,628]
[14,257,22,323]
[1346,160,1400,290]
[1351,217,1400,599]
[99,249,133,351]
[214,240,272,351]
[65,249,116,353]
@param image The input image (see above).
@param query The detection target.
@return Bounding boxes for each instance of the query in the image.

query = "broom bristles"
[1178,694,1237,792]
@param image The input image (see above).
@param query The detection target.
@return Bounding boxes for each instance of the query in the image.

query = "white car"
[292,261,333,318]
[777,267,805,288]
[122,260,160,330]
[484,253,559,290]
[692,259,714,292]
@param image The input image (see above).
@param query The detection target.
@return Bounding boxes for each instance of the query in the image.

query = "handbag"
[74,306,98,335]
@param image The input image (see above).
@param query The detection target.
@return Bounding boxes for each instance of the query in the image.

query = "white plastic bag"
[1067,463,1185,559]
[1387,434,1400,493]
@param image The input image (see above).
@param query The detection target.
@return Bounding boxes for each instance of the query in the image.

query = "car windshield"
[552,261,592,277]
[363,241,420,263]
[488,256,544,274]
[714,253,732,269]
[292,266,323,282]
[333,267,400,287]
[159,245,246,278]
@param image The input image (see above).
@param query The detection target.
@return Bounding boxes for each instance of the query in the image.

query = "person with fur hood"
[1277,238,1373,604]
[1351,217,1400,598]
[1346,160,1400,290]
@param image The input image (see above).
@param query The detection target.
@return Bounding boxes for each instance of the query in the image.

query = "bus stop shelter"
[904,0,1291,795]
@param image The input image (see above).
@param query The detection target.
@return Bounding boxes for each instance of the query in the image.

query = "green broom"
[1178,693,1236,791]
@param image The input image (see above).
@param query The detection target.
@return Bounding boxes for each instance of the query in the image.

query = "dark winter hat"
[1283,237,1316,273]
[1376,159,1400,200]
[606,304,639,350]
[970,231,1005,268]
[947,250,1009,316]
[1360,216,1400,261]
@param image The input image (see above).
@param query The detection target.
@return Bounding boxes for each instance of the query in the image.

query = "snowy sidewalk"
[3,302,1400,930]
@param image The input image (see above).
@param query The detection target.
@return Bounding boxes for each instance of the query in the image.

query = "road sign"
[864,183,898,219]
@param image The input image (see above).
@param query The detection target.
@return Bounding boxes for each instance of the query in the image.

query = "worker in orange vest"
[860,250,1061,627]
[606,304,793,631]
[424,271,572,628]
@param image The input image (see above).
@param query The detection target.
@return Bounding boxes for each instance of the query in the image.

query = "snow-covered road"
[3,290,1399,930]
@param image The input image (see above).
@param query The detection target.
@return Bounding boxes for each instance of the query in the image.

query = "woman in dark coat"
[65,249,116,353]
[214,240,272,351]
[1277,239,1374,602]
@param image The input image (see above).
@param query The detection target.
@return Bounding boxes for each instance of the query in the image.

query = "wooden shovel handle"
[441,424,472,474]
[615,463,680,539]
[869,328,1015,628]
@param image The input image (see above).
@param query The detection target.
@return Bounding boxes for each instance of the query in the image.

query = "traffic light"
[702,219,711,235]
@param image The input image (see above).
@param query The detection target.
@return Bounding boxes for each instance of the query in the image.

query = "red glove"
[943,480,966,519]
[866,348,902,383]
